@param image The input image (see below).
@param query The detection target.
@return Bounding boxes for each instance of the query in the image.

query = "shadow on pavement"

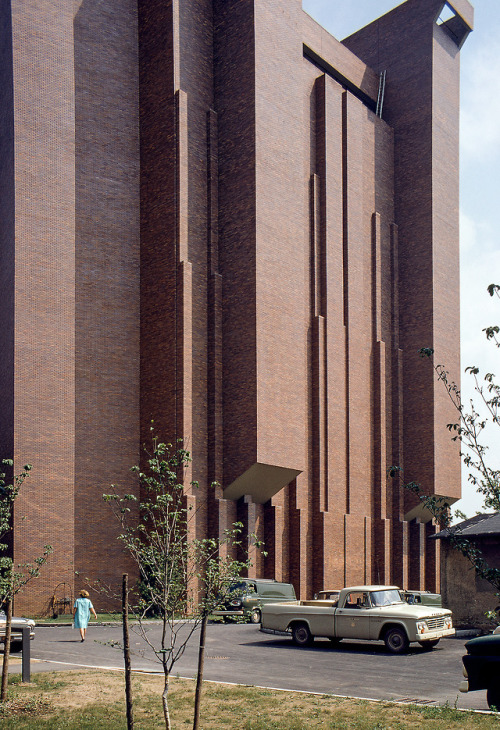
[245,637,443,657]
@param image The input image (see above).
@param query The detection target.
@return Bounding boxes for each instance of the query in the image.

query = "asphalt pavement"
[10,622,492,712]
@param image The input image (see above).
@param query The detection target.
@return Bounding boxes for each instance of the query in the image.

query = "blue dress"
[74,597,94,629]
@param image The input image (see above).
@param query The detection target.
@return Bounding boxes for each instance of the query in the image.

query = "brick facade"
[0,0,472,614]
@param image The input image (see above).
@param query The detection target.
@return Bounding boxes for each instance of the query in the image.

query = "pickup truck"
[459,633,500,710]
[260,585,454,654]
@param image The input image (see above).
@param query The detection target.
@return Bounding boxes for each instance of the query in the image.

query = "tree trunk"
[192,613,208,730]
[162,672,171,730]
[122,574,134,729]
[1,593,13,701]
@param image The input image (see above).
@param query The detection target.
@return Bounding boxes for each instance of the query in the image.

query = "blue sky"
[302,0,500,517]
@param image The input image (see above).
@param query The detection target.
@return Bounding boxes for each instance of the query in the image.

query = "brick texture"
[0,0,471,613]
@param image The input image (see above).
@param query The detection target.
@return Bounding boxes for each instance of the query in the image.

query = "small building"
[433,514,500,630]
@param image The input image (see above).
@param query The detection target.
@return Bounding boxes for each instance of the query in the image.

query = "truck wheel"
[9,640,22,653]
[292,622,313,647]
[384,627,409,654]
[487,685,500,711]
[418,639,440,650]
[249,609,261,624]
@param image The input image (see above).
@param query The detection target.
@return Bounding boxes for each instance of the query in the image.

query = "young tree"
[390,283,500,614]
[104,430,261,730]
[190,528,261,730]
[0,460,52,700]
[121,573,134,730]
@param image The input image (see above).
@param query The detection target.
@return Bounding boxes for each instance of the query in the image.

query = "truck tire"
[249,609,261,624]
[292,622,313,647]
[384,627,409,654]
[487,684,500,711]
[418,639,440,650]
[9,640,22,653]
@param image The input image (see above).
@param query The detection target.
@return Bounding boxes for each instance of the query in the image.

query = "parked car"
[313,590,340,603]
[459,634,500,710]
[213,578,297,624]
[0,612,35,652]
[261,585,454,653]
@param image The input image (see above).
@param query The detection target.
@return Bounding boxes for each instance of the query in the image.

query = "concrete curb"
[455,629,481,638]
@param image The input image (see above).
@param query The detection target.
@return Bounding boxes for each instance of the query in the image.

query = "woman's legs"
[79,626,85,641]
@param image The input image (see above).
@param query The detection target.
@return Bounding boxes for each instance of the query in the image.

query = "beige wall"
[440,539,500,630]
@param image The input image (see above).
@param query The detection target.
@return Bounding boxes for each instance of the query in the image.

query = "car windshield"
[228,582,255,595]
[370,590,405,607]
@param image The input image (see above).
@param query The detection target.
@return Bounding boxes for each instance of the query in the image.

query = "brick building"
[0,0,472,614]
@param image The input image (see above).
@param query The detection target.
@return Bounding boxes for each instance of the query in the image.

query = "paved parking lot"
[19,623,490,712]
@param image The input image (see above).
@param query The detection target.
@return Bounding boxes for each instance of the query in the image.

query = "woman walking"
[73,590,97,642]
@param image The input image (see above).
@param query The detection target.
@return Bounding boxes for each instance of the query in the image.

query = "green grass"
[0,671,497,729]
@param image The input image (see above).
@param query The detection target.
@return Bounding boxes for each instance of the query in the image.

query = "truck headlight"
[444,617,452,629]
[417,621,427,634]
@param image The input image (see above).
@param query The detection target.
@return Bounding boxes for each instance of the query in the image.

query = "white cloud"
[460,211,500,362]
[460,35,500,162]
[456,210,500,516]
[457,3,500,516]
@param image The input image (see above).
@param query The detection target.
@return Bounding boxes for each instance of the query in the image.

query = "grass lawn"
[0,670,497,729]
[34,614,226,625]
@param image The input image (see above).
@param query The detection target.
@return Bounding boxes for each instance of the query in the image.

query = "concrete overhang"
[223,462,302,504]
[404,494,459,524]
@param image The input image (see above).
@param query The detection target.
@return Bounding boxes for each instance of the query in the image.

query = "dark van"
[402,590,442,608]
[213,578,297,624]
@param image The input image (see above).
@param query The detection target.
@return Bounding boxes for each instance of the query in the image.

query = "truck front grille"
[426,617,445,630]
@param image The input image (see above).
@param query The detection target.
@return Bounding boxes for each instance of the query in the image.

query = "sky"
[302,0,500,517]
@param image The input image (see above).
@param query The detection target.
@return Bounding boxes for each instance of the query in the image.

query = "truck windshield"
[370,590,404,607]
[228,582,256,595]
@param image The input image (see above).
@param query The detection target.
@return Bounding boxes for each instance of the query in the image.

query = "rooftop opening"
[435,2,471,49]
[436,2,457,26]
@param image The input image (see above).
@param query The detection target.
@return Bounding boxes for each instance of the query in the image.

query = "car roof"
[344,586,401,592]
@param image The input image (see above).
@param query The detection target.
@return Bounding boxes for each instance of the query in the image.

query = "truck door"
[335,591,371,639]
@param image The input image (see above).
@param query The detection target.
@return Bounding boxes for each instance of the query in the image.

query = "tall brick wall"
[0,1,15,472]
[2,0,141,615]
[0,0,470,613]
[9,0,76,615]
[343,0,466,508]
[73,0,140,604]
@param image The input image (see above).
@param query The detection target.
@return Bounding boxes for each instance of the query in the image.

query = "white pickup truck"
[260,585,454,654]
